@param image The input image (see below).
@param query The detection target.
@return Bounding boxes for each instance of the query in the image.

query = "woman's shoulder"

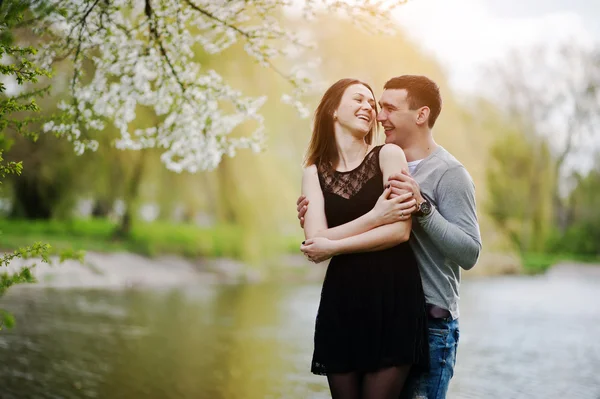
[303,163,318,177]
[378,143,407,162]
[379,144,405,157]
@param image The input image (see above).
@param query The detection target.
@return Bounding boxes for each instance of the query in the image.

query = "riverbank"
[2,219,598,285]
[0,218,301,260]
[475,250,600,275]
[5,248,600,291]
[3,251,328,289]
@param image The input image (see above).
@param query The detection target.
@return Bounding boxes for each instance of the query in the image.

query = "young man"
[296,75,482,398]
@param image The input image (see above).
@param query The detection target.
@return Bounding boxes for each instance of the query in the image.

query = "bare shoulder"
[302,164,319,183]
[303,164,318,177]
[302,164,323,197]
[379,144,407,163]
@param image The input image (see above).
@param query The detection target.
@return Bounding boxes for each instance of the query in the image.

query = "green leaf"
[0,310,16,330]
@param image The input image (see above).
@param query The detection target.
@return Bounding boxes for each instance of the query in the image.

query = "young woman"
[300,78,429,399]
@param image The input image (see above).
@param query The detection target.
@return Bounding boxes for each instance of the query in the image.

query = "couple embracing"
[297,75,481,399]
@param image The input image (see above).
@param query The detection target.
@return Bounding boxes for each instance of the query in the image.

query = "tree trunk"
[9,177,58,219]
[215,157,238,224]
[552,194,570,234]
[114,151,146,238]
[91,198,112,218]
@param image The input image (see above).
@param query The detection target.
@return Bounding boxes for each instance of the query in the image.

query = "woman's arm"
[302,189,414,240]
[301,164,328,240]
[301,150,415,241]
[301,144,413,261]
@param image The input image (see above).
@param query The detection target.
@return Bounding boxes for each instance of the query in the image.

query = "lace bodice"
[318,146,383,199]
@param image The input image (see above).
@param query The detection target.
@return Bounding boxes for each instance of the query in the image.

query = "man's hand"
[372,185,417,225]
[301,237,338,263]
[298,183,417,229]
[297,195,309,228]
[388,170,425,210]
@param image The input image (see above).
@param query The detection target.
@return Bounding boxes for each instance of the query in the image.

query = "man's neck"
[402,134,438,162]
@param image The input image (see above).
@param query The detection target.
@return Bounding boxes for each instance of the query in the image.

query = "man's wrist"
[416,203,435,221]
[415,194,433,218]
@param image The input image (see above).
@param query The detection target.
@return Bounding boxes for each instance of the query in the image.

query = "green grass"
[4,219,598,273]
[0,218,302,260]
[521,252,600,274]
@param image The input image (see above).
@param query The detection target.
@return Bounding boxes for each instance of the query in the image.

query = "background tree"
[487,44,600,234]
[0,0,83,329]
[485,131,554,254]
[483,44,600,256]
[548,157,600,257]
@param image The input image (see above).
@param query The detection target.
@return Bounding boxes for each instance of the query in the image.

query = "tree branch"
[183,0,299,87]
[65,0,102,51]
[145,0,187,95]
[183,0,256,40]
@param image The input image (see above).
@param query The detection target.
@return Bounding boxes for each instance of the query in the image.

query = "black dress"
[311,145,429,375]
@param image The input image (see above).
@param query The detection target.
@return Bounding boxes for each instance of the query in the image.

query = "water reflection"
[0,284,328,399]
[0,265,599,399]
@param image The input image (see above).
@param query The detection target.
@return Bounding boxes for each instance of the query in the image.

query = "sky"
[393,0,600,93]
[392,0,600,174]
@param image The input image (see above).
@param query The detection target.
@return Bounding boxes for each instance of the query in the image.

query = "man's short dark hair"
[384,75,442,128]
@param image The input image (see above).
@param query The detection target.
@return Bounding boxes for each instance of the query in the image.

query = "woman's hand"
[371,185,417,226]
[301,237,339,263]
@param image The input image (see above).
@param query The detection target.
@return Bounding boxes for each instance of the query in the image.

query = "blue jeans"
[400,317,460,399]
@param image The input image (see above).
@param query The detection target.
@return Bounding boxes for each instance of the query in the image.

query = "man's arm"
[418,166,482,270]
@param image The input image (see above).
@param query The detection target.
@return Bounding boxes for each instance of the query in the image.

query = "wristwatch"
[415,196,433,217]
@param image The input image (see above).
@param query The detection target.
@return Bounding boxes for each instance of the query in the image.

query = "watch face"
[420,201,432,214]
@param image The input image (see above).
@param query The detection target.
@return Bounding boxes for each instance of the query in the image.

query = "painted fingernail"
[302,241,305,245]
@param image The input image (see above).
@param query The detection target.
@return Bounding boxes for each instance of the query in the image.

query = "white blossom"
[30,0,403,172]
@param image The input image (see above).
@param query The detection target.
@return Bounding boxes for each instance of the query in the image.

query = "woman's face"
[334,84,376,136]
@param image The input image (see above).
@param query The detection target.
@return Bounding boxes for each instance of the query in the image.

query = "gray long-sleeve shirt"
[410,146,482,319]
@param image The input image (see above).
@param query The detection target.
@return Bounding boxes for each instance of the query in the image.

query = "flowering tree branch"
[26,0,405,172]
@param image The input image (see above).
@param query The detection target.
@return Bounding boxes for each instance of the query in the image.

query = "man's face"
[377,89,416,146]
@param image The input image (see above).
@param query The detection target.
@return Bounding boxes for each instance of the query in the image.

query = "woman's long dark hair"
[303,78,378,171]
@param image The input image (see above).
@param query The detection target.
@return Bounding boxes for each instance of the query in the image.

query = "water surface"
[1,265,599,398]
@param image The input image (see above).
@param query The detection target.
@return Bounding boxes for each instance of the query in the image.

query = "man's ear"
[416,106,430,126]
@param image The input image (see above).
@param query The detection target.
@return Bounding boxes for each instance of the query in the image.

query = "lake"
[0,264,599,398]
